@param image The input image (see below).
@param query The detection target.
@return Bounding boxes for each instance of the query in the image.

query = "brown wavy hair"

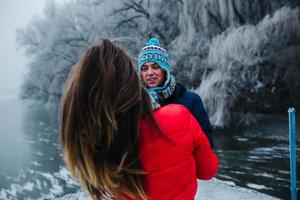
[60,39,154,200]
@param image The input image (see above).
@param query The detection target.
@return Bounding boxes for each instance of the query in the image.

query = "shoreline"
[55,178,281,200]
[196,178,281,200]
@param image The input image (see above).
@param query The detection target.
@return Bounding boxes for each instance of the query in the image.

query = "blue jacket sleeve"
[187,92,214,148]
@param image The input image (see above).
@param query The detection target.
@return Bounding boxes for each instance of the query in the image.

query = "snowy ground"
[195,179,281,200]
[55,178,281,200]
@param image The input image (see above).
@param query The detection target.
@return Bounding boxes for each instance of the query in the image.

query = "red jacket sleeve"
[189,112,219,180]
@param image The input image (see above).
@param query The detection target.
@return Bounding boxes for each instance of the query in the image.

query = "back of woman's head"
[60,39,152,200]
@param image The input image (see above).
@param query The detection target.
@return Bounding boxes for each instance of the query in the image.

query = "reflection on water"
[0,100,30,178]
[0,100,80,199]
[0,100,299,199]
[215,114,300,200]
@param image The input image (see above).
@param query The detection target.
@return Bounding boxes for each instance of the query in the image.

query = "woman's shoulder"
[155,104,190,116]
[154,104,192,130]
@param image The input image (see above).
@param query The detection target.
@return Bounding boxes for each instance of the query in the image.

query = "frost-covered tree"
[17,0,118,104]
[17,0,182,105]
[197,7,300,127]
[17,0,300,128]
[170,0,299,87]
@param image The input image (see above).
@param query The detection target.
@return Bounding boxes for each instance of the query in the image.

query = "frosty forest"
[17,0,300,128]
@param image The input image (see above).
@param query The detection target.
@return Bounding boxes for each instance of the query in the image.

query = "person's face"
[141,62,166,88]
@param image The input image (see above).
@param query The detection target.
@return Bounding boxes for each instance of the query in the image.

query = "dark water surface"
[215,114,300,200]
[0,99,299,199]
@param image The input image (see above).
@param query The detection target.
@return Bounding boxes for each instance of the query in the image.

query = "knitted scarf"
[147,74,176,110]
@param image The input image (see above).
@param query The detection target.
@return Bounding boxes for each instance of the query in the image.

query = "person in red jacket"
[138,104,218,200]
[60,39,218,200]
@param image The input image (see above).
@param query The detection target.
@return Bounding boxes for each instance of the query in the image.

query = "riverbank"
[196,179,281,200]
[56,178,281,200]
[0,99,294,199]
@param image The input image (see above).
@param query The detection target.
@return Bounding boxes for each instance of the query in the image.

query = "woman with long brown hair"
[60,39,218,200]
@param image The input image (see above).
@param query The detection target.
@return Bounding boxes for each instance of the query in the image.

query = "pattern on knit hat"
[138,38,170,72]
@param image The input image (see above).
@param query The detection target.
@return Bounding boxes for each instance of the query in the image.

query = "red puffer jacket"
[136,104,218,200]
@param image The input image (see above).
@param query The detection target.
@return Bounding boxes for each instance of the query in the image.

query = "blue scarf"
[147,74,176,110]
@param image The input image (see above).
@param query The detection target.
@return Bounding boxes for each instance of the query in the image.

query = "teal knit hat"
[138,38,170,72]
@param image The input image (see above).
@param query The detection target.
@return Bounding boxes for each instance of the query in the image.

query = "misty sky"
[0,0,50,100]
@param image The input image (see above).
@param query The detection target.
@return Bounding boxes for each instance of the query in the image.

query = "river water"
[0,99,299,199]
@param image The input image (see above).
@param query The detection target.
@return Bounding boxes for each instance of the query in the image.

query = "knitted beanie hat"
[138,38,170,72]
